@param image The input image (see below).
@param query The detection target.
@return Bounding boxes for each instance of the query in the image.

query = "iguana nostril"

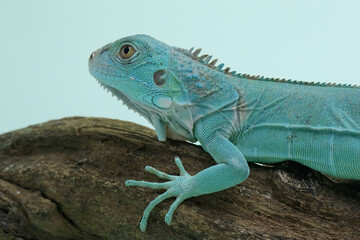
[89,52,95,60]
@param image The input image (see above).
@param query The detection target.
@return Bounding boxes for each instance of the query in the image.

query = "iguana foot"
[125,156,194,232]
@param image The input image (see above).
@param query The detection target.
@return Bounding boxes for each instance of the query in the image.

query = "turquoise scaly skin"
[88,35,360,231]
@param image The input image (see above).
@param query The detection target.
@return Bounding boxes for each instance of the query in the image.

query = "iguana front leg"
[126,117,250,231]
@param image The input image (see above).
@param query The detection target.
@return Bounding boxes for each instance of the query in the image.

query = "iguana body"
[88,34,360,231]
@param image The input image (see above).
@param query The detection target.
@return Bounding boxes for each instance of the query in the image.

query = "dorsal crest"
[174,47,359,89]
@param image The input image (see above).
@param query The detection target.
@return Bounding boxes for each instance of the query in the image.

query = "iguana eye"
[119,44,136,59]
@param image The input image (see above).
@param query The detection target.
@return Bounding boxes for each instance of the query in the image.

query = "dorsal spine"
[174,47,359,89]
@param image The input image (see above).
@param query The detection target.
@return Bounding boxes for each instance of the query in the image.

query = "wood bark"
[0,117,359,240]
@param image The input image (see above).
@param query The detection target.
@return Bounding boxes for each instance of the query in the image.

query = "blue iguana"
[88,34,360,232]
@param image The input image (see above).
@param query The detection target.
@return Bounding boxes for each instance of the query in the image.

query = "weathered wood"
[0,117,359,240]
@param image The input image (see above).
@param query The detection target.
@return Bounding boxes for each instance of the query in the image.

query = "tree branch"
[0,117,359,239]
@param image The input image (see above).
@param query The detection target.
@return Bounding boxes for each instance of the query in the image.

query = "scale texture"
[88,34,360,231]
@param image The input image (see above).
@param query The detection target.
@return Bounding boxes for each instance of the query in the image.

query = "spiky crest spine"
[174,47,359,89]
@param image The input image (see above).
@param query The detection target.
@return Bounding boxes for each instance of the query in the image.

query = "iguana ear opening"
[153,70,166,86]
[151,116,166,141]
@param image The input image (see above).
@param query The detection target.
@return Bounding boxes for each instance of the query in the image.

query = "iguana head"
[89,34,240,142]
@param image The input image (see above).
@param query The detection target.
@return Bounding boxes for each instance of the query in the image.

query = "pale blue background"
[1,0,359,134]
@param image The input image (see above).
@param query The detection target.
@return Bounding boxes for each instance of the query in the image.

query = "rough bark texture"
[0,117,359,240]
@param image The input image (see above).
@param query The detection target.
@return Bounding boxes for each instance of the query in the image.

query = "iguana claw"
[125,157,193,232]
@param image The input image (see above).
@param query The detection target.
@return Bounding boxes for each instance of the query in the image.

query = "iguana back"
[230,76,360,179]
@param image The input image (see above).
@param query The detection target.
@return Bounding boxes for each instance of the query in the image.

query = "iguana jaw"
[88,48,151,122]
[90,62,175,142]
